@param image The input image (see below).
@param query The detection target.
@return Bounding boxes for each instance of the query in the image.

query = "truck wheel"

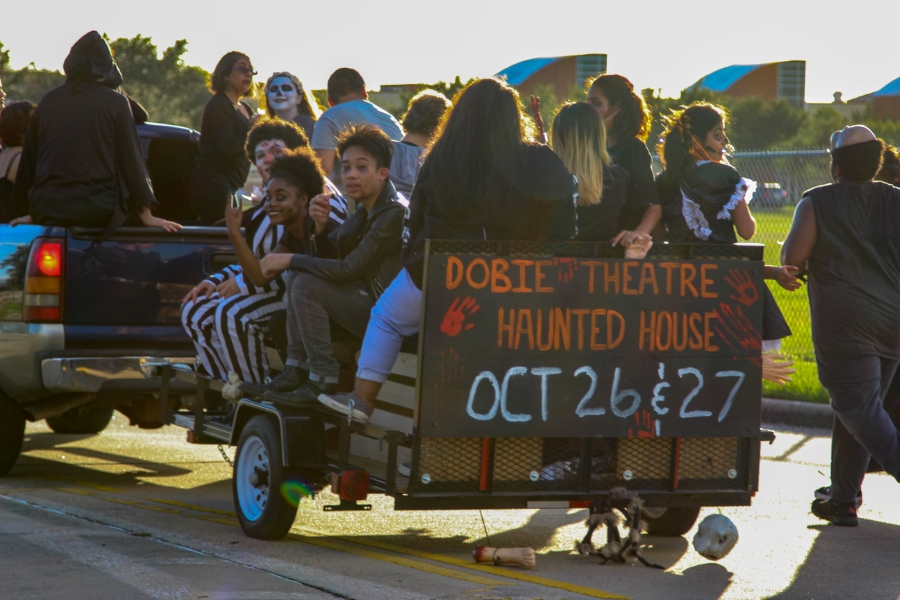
[0,395,26,476]
[643,506,701,537]
[46,406,114,434]
[232,415,299,540]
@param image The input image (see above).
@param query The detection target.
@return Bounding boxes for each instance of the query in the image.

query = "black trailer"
[160,241,774,540]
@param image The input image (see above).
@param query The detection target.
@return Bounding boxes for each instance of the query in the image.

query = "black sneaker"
[814,486,863,509]
[317,391,375,423]
[811,499,858,526]
[241,366,307,397]
[265,380,337,408]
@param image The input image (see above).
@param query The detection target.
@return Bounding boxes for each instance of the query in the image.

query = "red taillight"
[37,242,61,277]
[25,238,65,323]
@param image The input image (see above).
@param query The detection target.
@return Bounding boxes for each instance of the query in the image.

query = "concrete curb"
[761,397,833,431]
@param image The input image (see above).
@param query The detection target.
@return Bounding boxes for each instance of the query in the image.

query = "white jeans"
[356,268,422,383]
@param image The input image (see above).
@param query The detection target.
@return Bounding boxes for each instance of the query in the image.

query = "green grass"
[753,207,829,403]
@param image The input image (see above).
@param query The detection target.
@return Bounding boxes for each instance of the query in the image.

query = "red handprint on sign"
[555,257,578,283]
[713,301,762,367]
[725,268,759,307]
[440,297,480,337]
[628,409,658,438]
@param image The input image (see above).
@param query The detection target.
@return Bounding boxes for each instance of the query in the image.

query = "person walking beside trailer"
[182,119,347,385]
[319,77,578,423]
[783,125,900,527]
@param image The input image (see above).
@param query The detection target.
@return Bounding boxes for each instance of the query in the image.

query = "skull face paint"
[267,76,300,118]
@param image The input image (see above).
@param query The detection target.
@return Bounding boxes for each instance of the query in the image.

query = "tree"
[107,35,210,129]
[728,97,808,150]
[0,41,65,105]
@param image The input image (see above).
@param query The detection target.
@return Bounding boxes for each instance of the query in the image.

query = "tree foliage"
[0,36,211,130]
[107,35,210,129]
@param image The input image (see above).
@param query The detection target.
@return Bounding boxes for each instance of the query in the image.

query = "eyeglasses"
[269,84,295,93]
[232,66,257,76]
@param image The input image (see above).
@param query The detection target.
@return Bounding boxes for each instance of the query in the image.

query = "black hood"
[63,31,123,89]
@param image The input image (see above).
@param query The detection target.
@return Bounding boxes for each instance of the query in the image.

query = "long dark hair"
[418,78,529,219]
[589,74,652,143]
[658,102,727,185]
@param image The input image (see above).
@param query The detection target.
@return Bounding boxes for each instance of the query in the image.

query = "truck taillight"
[24,238,64,322]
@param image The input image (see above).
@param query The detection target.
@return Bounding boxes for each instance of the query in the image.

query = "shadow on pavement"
[767,520,900,599]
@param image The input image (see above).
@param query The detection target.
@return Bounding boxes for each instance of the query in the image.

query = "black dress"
[188,92,252,225]
[607,137,659,232]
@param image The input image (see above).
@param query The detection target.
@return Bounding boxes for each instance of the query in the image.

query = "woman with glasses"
[264,72,319,139]
[189,51,259,225]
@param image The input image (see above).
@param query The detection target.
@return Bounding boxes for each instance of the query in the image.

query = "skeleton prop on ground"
[692,514,739,560]
[221,371,243,402]
[576,488,664,569]
[472,546,535,569]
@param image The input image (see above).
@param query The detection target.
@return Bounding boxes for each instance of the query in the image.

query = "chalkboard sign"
[418,251,764,439]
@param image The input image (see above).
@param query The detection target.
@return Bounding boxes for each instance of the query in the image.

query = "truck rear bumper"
[41,356,195,394]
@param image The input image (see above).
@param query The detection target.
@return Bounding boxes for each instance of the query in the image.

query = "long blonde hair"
[550,102,609,206]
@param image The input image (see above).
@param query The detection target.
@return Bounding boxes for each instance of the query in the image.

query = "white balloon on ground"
[692,514,739,560]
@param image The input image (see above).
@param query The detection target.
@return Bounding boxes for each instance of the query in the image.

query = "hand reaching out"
[768,266,801,291]
[529,95,545,141]
[762,352,796,385]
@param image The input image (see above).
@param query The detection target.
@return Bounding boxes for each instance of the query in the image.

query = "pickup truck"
[0,121,235,475]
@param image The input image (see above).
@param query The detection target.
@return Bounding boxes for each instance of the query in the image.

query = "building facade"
[495,54,608,101]
[689,61,806,108]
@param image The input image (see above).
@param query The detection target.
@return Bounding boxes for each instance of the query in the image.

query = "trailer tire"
[0,395,26,476]
[232,414,299,540]
[643,506,701,537]
[46,406,114,434]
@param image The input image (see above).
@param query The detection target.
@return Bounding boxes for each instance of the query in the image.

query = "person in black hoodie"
[9,31,179,232]
[320,77,578,423]
[255,124,405,406]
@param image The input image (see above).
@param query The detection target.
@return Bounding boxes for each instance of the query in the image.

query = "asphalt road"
[2,415,899,600]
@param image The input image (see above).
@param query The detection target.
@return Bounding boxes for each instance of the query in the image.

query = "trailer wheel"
[232,415,299,540]
[0,394,26,476]
[643,506,701,537]
[46,406,114,434]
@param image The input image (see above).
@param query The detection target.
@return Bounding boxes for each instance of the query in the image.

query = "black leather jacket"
[288,180,405,300]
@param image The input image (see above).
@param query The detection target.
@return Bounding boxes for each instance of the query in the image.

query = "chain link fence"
[653,150,833,402]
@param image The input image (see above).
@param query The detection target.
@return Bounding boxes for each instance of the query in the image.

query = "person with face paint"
[265,72,319,140]
[657,101,798,379]
[182,119,347,386]
[783,126,900,526]
[188,51,259,225]
[253,124,406,408]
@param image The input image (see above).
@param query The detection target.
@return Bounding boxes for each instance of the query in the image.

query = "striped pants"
[181,290,285,384]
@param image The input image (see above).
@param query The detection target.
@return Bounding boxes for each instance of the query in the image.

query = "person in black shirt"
[189,51,258,225]
[9,31,178,232]
[587,75,661,244]
[549,101,631,243]
[257,125,405,409]
[783,126,900,526]
[320,77,578,422]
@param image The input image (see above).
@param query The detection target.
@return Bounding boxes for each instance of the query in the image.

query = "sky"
[2,0,897,103]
